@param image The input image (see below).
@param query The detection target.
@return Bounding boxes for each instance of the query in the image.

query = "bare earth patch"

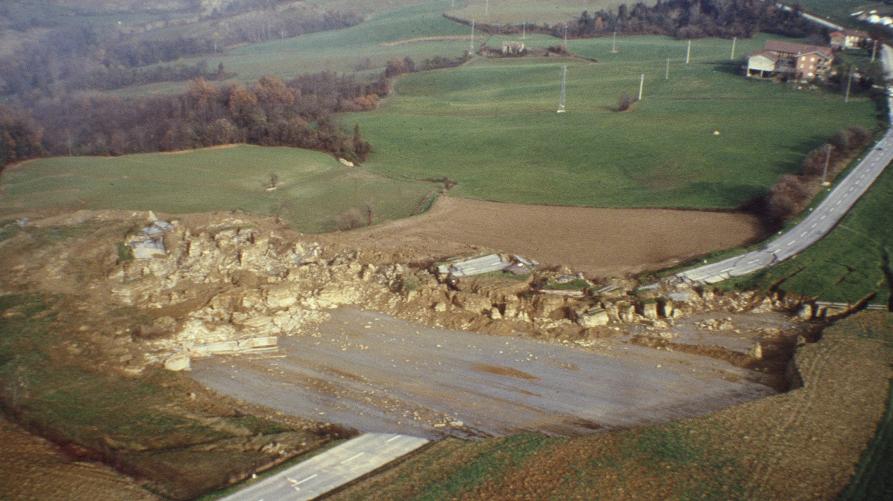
[0,417,157,501]
[327,197,761,276]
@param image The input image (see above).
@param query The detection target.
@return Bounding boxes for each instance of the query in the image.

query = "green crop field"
[344,33,878,209]
[447,0,658,25]
[724,163,893,305]
[115,1,472,97]
[0,145,436,233]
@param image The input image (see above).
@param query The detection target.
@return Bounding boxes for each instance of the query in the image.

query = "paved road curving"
[677,44,893,284]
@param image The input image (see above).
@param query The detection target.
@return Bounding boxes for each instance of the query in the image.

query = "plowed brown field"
[328,197,762,275]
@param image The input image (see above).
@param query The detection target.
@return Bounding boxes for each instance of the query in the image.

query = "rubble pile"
[9,211,815,373]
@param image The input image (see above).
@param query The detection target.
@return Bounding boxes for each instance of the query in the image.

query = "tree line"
[450,0,821,41]
[0,50,476,172]
[748,126,874,228]
[1,72,384,170]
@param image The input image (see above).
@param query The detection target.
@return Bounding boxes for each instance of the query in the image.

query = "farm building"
[501,41,526,56]
[830,29,870,50]
[746,40,833,82]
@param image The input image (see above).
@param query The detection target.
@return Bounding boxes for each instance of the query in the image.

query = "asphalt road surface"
[678,45,893,284]
[221,433,428,501]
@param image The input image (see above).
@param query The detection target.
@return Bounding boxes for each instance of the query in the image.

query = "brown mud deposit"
[325,197,762,276]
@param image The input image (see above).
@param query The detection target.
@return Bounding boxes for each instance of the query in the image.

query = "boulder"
[577,308,610,328]
[452,292,492,314]
[641,302,660,320]
[265,285,297,309]
[164,353,191,371]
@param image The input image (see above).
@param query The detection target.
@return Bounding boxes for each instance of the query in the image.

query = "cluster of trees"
[568,0,820,39]
[0,72,388,171]
[756,126,873,226]
[447,0,822,41]
[0,106,44,169]
[383,54,471,79]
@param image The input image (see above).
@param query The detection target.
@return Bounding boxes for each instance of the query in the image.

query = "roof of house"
[749,50,781,62]
[764,40,833,58]
[831,29,870,38]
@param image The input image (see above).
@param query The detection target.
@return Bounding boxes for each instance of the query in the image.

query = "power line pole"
[665,57,670,80]
[730,36,737,60]
[638,73,645,101]
[563,23,568,51]
[845,66,854,103]
[822,144,832,185]
[470,19,475,54]
[485,0,489,18]
[611,31,618,54]
[557,64,567,113]
[686,40,692,64]
[522,21,526,40]
[872,40,879,63]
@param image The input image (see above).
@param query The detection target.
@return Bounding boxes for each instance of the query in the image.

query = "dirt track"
[327,197,762,276]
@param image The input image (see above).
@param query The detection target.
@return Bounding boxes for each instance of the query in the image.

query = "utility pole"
[611,31,618,54]
[522,21,526,40]
[470,19,475,54]
[872,40,879,63]
[485,0,489,18]
[563,23,568,51]
[638,73,645,101]
[665,57,670,80]
[845,66,854,103]
[686,40,692,64]
[557,65,567,113]
[730,36,737,60]
[822,144,832,185]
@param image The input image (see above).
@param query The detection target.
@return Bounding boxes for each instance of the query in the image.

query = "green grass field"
[723,162,893,305]
[0,145,436,233]
[115,1,472,97]
[446,0,657,25]
[344,34,878,209]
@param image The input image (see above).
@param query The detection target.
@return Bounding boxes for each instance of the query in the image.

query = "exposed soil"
[324,196,762,276]
[193,308,774,439]
[0,416,157,501]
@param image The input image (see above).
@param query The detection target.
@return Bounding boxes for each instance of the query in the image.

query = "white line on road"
[294,474,318,486]
[386,435,402,443]
[341,452,365,465]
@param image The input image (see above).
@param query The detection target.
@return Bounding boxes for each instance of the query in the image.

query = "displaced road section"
[678,45,893,284]
[194,308,772,438]
[222,433,428,501]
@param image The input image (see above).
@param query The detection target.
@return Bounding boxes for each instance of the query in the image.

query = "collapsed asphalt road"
[193,308,772,438]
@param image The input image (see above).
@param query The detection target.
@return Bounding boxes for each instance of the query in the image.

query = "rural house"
[746,40,833,82]
[501,41,526,56]
[830,29,870,50]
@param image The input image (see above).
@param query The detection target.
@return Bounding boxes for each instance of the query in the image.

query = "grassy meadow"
[0,145,436,233]
[115,0,472,97]
[345,33,879,209]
